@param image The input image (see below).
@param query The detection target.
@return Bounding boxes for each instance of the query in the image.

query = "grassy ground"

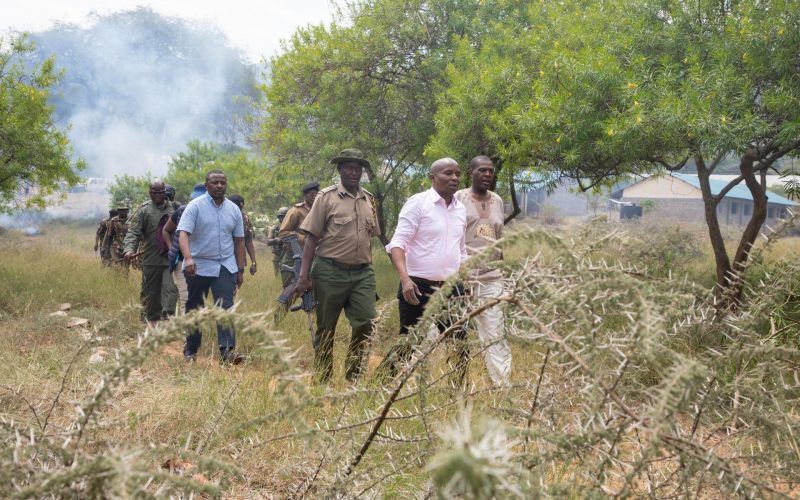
[1,219,798,497]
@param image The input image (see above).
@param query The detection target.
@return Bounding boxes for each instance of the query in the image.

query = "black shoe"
[184,353,197,363]
[220,350,245,365]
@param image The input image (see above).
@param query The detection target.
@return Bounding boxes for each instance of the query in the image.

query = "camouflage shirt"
[104,215,129,252]
[243,212,255,242]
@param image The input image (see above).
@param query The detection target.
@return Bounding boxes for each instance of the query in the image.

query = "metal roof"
[671,173,797,206]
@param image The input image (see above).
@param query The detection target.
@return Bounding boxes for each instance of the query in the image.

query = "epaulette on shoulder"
[319,185,338,195]
[361,188,374,198]
[294,202,305,208]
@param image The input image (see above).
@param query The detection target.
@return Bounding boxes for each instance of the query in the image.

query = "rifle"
[277,234,315,335]
[115,250,144,263]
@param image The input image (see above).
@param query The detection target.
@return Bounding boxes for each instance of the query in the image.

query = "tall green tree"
[0,36,84,212]
[163,141,290,212]
[431,0,800,305]
[255,0,479,241]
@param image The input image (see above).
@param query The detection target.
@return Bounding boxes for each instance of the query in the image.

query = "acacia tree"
[431,0,800,305]
[0,36,84,212]
[255,0,478,241]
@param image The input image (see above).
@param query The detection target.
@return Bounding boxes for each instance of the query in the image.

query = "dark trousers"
[140,265,167,322]
[381,277,468,382]
[183,266,237,356]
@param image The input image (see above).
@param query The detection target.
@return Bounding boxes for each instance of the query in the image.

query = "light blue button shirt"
[176,193,244,277]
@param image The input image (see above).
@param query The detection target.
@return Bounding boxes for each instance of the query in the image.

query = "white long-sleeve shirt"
[386,188,468,281]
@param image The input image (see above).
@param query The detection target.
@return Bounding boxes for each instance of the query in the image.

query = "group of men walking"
[94,204,130,267]
[96,148,512,384]
[292,149,512,386]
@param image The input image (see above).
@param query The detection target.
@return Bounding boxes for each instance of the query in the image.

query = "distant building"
[620,173,796,226]
[516,175,617,218]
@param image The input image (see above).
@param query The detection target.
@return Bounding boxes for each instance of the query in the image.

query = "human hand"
[184,258,197,277]
[234,270,244,295]
[400,277,422,305]
[295,275,312,297]
[249,261,257,276]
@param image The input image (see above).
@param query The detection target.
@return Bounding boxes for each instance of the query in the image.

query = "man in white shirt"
[380,157,469,381]
[455,156,512,386]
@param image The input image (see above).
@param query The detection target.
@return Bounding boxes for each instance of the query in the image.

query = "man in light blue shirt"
[177,169,246,364]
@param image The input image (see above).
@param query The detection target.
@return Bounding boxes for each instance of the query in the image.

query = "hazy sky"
[3,0,340,62]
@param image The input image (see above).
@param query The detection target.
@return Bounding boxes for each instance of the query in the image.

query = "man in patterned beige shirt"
[454,155,512,386]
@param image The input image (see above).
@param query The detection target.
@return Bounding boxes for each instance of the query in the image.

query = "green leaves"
[0,35,84,213]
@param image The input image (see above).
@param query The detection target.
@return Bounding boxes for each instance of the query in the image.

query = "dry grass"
[2,220,798,497]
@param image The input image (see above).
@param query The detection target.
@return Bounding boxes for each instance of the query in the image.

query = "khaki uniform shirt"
[122,200,173,266]
[299,183,381,265]
[454,189,504,282]
[278,202,310,246]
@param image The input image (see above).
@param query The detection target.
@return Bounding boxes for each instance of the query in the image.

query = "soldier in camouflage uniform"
[267,207,290,276]
[228,194,258,276]
[105,203,130,270]
[94,209,118,266]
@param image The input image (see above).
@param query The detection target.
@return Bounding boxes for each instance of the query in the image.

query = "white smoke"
[30,8,258,178]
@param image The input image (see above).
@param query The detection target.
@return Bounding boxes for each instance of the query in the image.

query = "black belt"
[318,257,369,271]
[410,276,445,287]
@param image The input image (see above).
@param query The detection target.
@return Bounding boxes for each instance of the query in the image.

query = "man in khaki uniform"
[278,181,320,284]
[295,149,381,383]
[123,180,176,323]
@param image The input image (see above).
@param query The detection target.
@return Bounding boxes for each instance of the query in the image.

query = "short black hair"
[228,194,244,208]
[467,155,493,173]
[205,169,225,182]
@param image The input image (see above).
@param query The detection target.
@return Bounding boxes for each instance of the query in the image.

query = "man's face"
[431,163,461,197]
[303,189,319,207]
[149,184,166,205]
[118,210,129,219]
[338,162,363,191]
[205,173,227,200]
[470,161,495,191]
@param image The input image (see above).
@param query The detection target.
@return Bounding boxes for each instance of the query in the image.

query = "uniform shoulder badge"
[319,185,338,195]
[294,202,305,208]
[361,188,374,198]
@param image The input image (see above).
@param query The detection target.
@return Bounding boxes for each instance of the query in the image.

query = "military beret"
[301,181,320,193]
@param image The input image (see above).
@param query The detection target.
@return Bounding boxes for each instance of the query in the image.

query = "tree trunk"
[373,192,389,246]
[695,155,733,298]
[729,153,768,298]
[363,165,390,246]
[504,170,521,225]
[698,151,769,310]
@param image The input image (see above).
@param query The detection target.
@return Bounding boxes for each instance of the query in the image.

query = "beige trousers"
[172,267,188,315]
[472,278,512,386]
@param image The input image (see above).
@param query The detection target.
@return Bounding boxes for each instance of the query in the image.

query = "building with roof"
[516,173,622,218]
[620,173,796,226]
